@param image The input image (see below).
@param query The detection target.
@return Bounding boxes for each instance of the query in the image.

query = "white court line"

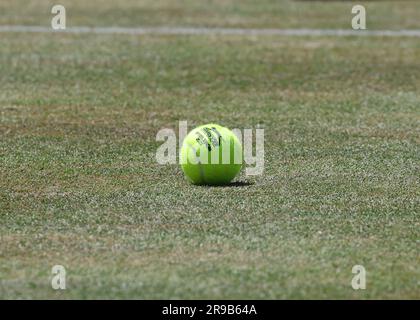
[1,25,420,37]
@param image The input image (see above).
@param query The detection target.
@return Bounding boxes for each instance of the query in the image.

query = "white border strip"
[1,25,420,37]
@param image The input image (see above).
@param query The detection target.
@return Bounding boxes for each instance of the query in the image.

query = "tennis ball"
[180,124,242,185]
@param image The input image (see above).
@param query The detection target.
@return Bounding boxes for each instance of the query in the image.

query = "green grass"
[0,1,420,299]
[1,0,420,29]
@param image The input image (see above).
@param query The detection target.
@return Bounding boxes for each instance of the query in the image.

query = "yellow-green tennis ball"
[180,124,242,185]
